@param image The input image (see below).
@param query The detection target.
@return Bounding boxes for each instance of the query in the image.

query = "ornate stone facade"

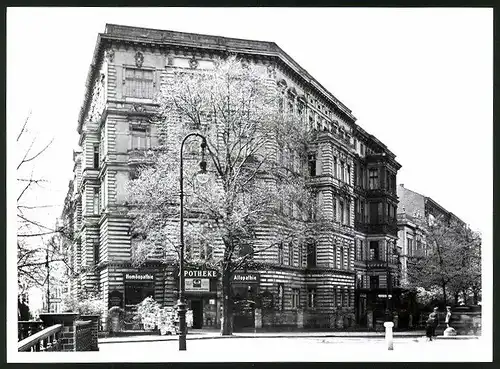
[64,24,402,330]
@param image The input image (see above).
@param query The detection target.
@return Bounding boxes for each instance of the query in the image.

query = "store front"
[231,272,260,330]
[183,268,219,329]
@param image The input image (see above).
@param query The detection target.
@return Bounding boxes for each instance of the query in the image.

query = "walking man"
[428,306,439,340]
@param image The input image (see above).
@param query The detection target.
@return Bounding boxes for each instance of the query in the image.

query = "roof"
[78,23,357,134]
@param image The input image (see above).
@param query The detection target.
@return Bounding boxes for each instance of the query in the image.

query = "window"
[278,242,284,265]
[307,241,317,267]
[339,289,344,307]
[347,165,351,185]
[353,164,357,186]
[370,202,379,224]
[94,243,100,265]
[345,289,350,307]
[340,161,345,182]
[368,168,379,190]
[131,127,150,150]
[93,188,99,215]
[359,240,364,261]
[407,238,413,257]
[200,241,213,260]
[277,283,285,310]
[93,145,99,169]
[346,201,350,226]
[307,288,316,308]
[369,241,380,260]
[370,275,379,289]
[125,68,154,99]
[288,242,293,266]
[340,201,344,224]
[361,201,365,223]
[340,247,344,269]
[298,245,303,267]
[100,175,106,210]
[332,288,337,306]
[291,289,300,309]
[333,157,337,178]
[308,153,317,176]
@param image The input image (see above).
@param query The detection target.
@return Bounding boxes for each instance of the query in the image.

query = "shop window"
[307,288,316,309]
[291,288,300,309]
[125,68,154,99]
[369,241,380,260]
[278,283,285,311]
[306,240,317,267]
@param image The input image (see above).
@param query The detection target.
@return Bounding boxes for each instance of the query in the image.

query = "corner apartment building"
[63,24,402,330]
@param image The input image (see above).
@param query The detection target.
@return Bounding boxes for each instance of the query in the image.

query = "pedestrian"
[425,317,434,341]
[445,306,452,328]
[428,306,439,339]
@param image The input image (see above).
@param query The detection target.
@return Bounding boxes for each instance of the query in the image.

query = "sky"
[6,7,493,360]
[7,7,492,235]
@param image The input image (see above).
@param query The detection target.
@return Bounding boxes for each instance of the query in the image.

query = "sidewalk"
[99,329,454,344]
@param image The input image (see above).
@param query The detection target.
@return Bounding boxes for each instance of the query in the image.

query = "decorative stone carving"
[105,49,115,63]
[189,56,199,69]
[86,73,106,123]
[166,54,174,66]
[267,64,276,78]
[130,103,146,113]
[135,51,144,68]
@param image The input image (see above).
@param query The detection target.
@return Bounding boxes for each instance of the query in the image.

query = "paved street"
[98,336,486,362]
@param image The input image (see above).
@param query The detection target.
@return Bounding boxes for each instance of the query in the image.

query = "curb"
[99,332,480,345]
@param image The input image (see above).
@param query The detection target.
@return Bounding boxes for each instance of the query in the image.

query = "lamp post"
[178,133,208,351]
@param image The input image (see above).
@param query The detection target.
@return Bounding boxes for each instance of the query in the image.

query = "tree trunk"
[454,292,459,306]
[221,266,233,336]
[441,280,447,306]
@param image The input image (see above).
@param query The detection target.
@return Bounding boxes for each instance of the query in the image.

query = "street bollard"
[384,321,394,350]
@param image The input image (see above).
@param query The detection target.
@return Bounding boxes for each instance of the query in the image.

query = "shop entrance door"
[191,300,203,329]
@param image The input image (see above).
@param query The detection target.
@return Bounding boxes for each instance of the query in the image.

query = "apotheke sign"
[184,270,218,278]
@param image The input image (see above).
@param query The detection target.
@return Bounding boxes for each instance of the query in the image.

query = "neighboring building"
[63,24,402,330]
[397,183,467,286]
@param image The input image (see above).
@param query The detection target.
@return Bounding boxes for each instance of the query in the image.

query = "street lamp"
[178,133,208,351]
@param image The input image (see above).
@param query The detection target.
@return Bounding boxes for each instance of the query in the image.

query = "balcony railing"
[18,324,63,352]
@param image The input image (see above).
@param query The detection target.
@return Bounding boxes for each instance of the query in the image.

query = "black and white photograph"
[7,7,492,363]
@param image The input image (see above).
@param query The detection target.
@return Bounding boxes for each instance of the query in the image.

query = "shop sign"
[231,272,260,284]
[377,294,392,299]
[124,273,155,281]
[184,269,218,279]
[185,278,210,292]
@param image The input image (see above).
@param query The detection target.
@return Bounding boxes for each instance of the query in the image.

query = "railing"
[75,320,93,351]
[18,321,44,341]
[18,324,63,352]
